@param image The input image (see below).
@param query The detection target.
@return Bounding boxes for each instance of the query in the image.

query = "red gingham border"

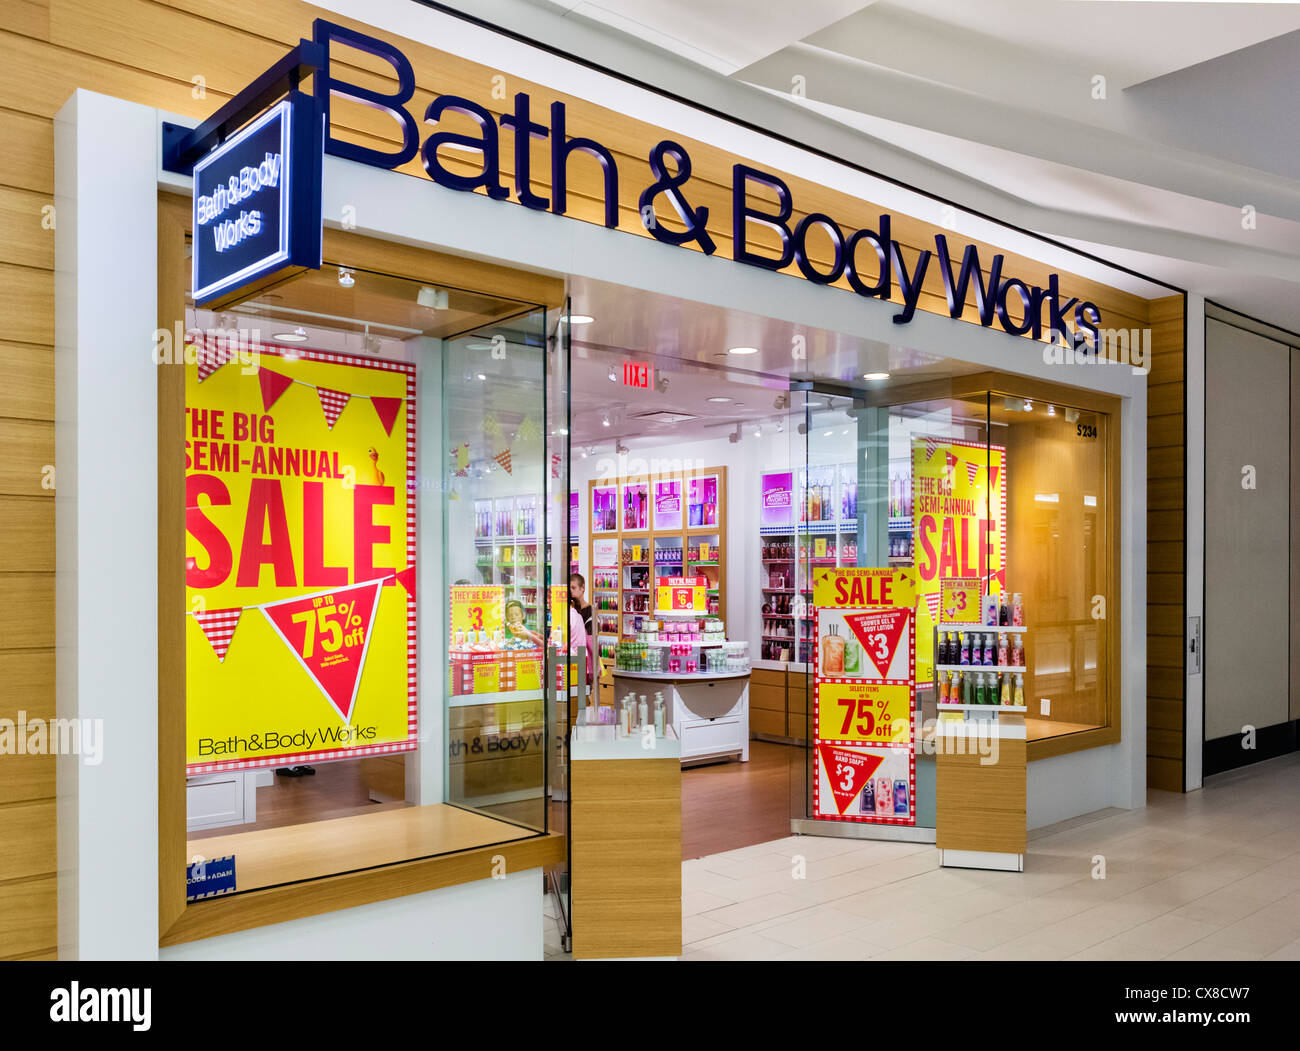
[186,339,418,775]
[812,606,917,826]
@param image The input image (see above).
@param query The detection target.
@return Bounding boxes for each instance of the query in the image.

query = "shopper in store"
[569,572,594,637]
[568,586,597,696]
[504,599,544,647]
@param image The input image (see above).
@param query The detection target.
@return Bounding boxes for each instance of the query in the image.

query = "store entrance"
[566,323,804,861]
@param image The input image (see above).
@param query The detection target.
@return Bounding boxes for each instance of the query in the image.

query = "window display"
[184,338,417,775]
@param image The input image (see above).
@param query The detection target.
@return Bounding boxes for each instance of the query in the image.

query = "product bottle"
[1012,638,1025,667]
[959,632,970,665]
[999,593,1010,626]
[1013,674,1025,707]
[638,695,648,732]
[951,670,962,703]
[963,670,974,704]
[938,671,950,703]
[997,636,1009,667]
[1012,593,1024,626]
[983,633,995,667]
[937,632,949,666]
[654,694,665,737]
[1000,673,1013,706]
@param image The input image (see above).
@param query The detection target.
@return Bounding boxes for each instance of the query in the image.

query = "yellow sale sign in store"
[812,567,915,825]
[813,566,916,610]
[816,680,912,746]
[941,577,982,625]
[451,586,504,640]
[656,575,706,614]
[184,339,415,773]
[911,436,1006,684]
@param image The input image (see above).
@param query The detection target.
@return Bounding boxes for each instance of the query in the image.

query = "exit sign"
[623,361,655,389]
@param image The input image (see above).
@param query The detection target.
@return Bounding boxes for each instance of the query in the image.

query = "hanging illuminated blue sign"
[190,93,322,307]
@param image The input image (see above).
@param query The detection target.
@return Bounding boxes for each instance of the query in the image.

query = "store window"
[791,379,1119,826]
[172,220,561,900]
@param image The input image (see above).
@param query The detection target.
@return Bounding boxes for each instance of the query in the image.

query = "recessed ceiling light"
[338,267,355,288]
[601,411,610,427]
[563,314,594,325]
[727,346,759,356]
[862,372,890,381]
[475,373,487,381]
[707,397,731,403]
[273,327,308,343]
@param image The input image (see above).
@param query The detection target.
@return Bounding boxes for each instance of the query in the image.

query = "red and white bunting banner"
[371,395,403,436]
[193,607,242,663]
[196,341,232,383]
[965,461,981,487]
[494,449,513,475]
[924,591,941,623]
[317,386,351,429]
[551,452,562,479]
[257,366,294,411]
[924,437,940,462]
[260,579,384,725]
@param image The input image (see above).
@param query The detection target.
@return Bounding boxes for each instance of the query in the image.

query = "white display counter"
[612,669,749,765]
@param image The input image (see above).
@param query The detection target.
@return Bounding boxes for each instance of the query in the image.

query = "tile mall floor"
[546,752,1300,960]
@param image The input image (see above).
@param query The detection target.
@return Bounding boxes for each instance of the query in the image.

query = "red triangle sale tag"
[843,608,910,679]
[818,743,884,815]
[260,579,385,724]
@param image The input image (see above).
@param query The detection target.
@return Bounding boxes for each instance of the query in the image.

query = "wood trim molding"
[160,832,565,946]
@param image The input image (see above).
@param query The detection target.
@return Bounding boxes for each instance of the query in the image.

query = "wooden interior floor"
[681,740,801,860]
[190,759,400,839]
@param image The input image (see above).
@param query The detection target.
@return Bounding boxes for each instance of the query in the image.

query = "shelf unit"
[472,494,549,630]
[588,467,727,661]
[758,463,859,665]
[932,614,1029,710]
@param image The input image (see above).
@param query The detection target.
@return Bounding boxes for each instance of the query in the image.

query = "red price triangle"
[843,608,910,679]
[260,579,385,724]
[818,743,884,815]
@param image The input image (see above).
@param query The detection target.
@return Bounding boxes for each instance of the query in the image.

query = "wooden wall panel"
[1146,296,1186,792]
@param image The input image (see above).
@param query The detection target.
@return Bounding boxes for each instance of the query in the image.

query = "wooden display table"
[934,705,1027,871]
[570,715,681,959]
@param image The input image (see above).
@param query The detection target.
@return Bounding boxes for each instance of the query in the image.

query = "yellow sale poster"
[451,586,504,640]
[940,577,982,625]
[184,339,416,773]
[816,680,912,746]
[655,575,706,614]
[911,436,1006,685]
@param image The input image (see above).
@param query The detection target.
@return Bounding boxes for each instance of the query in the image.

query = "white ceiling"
[562,275,981,448]
[532,0,870,73]
[498,0,1300,332]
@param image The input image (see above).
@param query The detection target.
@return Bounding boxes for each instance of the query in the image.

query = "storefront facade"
[3,0,1185,959]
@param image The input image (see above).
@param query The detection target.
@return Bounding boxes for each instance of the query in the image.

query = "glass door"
[548,297,573,949]
[789,387,939,838]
